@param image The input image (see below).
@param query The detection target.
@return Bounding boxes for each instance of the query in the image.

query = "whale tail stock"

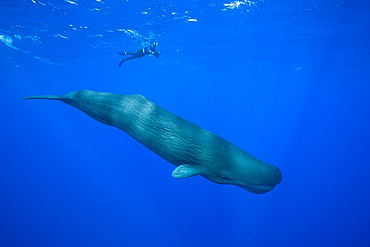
[22,95,63,100]
[22,93,75,105]
[22,91,112,126]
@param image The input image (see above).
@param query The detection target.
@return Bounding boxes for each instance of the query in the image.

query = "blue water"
[1,0,370,246]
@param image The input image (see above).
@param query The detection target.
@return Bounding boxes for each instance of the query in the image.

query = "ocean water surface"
[1,0,370,246]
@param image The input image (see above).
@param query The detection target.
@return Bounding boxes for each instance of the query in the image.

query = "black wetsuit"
[118,43,160,67]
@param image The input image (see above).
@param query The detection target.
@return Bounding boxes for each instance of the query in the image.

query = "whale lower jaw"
[236,184,276,194]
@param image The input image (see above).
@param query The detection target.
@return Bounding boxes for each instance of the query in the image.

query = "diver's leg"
[124,56,136,60]
[118,52,135,56]
[118,56,137,67]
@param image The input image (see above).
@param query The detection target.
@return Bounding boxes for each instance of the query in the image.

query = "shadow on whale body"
[23,90,282,194]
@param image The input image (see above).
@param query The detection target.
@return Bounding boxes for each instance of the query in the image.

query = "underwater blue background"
[1,0,370,246]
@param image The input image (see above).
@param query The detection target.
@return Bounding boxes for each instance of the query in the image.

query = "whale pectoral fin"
[172,164,199,179]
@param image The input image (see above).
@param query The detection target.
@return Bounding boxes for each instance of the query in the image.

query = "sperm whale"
[23,90,282,194]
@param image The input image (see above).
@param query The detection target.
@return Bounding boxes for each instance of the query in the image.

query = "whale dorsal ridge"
[172,164,199,179]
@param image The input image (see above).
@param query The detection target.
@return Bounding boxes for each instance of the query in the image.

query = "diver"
[118,42,161,67]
